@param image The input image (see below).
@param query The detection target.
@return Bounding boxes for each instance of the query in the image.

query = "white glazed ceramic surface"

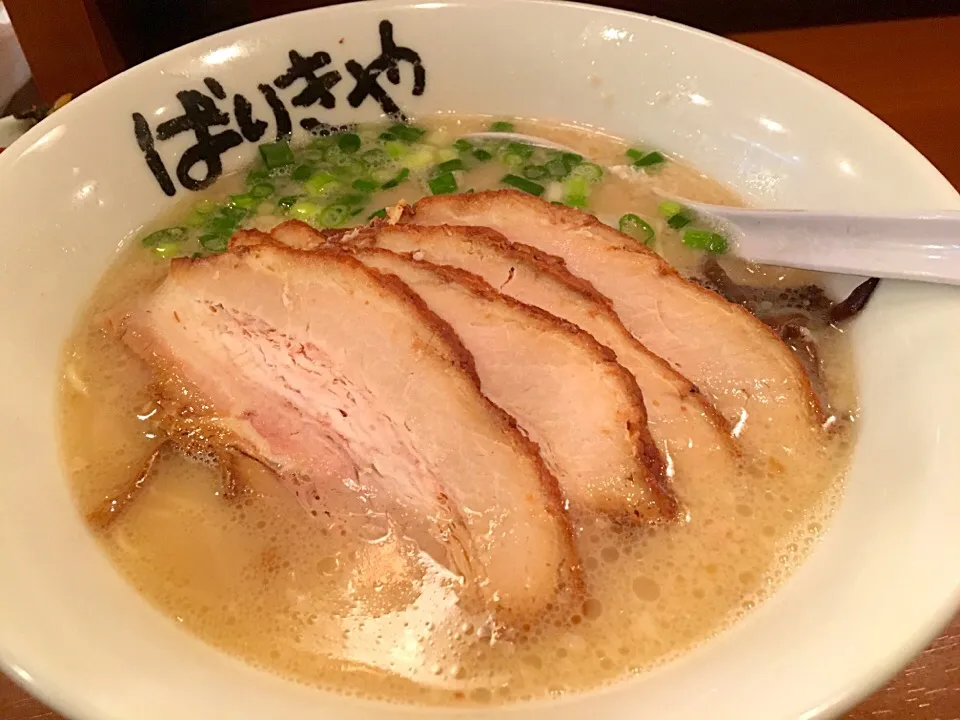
[0,2,958,719]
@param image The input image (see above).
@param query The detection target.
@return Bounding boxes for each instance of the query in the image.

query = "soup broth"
[60,116,855,705]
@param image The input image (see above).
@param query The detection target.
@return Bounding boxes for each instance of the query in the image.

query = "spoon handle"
[682,201,960,285]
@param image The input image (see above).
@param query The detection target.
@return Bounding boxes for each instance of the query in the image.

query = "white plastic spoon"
[464,132,960,285]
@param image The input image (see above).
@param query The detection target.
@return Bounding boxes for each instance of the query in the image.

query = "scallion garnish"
[429,171,458,195]
[320,204,349,227]
[502,174,545,196]
[381,167,410,190]
[490,121,515,132]
[249,182,275,199]
[472,148,493,162]
[453,138,472,152]
[141,227,187,248]
[336,132,362,153]
[292,164,313,182]
[618,214,655,245]
[571,162,604,181]
[199,233,229,253]
[435,158,465,173]
[626,148,646,162]
[683,229,728,253]
[369,208,388,220]
[305,171,338,194]
[505,142,534,160]
[388,123,427,143]
[277,196,298,210]
[352,178,380,192]
[633,151,666,168]
[522,164,549,180]
[545,157,571,179]
[258,140,294,169]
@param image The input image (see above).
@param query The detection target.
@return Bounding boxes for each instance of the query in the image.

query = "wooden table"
[2,14,959,720]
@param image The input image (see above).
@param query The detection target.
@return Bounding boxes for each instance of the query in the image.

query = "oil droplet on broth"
[57,115,856,707]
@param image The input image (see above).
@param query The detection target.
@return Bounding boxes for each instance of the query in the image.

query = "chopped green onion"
[379,131,396,142]
[352,178,379,192]
[206,206,247,235]
[503,153,525,168]
[250,182,275,199]
[193,199,217,215]
[384,141,409,159]
[401,147,436,170]
[435,147,458,162]
[141,227,187,248]
[522,164,548,180]
[633,151,666,168]
[562,152,583,167]
[277,195,298,210]
[290,200,321,220]
[151,241,180,258]
[320,204,349,227]
[505,142,534,160]
[246,168,270,184]
[545,158,571,179]
[490,121,515,132]
[472,148,493,162]
[658,200,685,219]
[435,158,465,173]
[305,171,338,194]
[388,123,427,143]
[258,140,294,169]
[228,194,258,209]
[292,164,313,182]
[381,168,410,189]
[361,148,389,166]
[183,211,206,228]
[571,162,603,181]
[199,233,229,253]
[658,200,694,229]
[566,194,588,208]
[453,138,472,152]
[502,174,545,196]
[336,132,362,153]
[564,175,589,198]
[619,214,656,245]
[625,148,646,162]
[683,229,728,253]
[429,171,458,195]
[333,158,366,178]
[369,208,388,220]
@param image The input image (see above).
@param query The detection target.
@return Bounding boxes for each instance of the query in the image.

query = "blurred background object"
[0,2,29,110]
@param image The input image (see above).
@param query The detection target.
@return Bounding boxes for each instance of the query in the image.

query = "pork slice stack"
[406,191,826,463]
[267,221,678,523]
[292,222,743,489]
[121,237,579,621]
[121,188,824,625]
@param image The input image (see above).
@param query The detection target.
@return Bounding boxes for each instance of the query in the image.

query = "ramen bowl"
[1,1,959,718]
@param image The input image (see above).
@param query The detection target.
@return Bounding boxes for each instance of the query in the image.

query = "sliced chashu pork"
[266,222,677,523]
[121,235,579,620]
[405,191,824,461]
[288,221,741,494]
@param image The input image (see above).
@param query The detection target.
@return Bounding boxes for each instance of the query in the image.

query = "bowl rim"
[1,2,959,719]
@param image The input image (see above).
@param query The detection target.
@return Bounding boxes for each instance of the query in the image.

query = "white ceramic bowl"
[1,1,958,718]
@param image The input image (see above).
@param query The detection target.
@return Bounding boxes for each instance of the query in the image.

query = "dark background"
[99,0,960,66]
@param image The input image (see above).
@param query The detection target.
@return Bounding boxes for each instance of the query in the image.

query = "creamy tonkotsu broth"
[59,116,857,705]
